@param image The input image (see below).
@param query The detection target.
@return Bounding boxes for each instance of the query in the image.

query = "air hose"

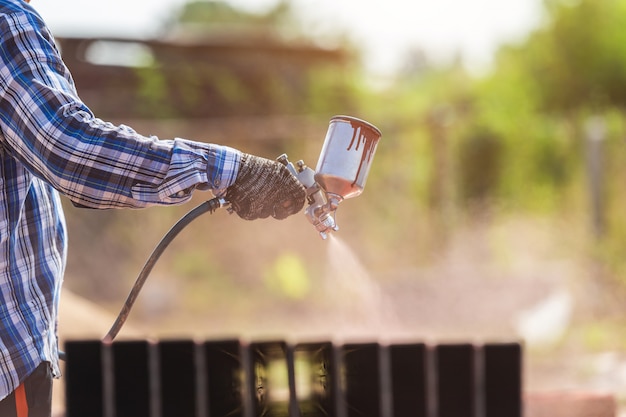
[102,197,227,342]
[60,198,225,361]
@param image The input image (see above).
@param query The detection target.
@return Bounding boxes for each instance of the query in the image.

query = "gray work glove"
[226,153,306,220]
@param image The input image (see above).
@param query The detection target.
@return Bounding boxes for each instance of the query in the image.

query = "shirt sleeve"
[0,7,240,209]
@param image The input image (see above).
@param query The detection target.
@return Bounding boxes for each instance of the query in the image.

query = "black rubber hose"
[101,197,225,343]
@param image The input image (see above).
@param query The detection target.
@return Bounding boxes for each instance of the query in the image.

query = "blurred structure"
[56,34,347,120]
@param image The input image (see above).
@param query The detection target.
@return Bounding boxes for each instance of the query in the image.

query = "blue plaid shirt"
[0,0,240,400]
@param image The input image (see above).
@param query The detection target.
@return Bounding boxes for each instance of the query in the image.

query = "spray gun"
[277,115,382,239]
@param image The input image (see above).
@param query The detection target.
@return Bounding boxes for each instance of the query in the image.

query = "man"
[0,0,307,415]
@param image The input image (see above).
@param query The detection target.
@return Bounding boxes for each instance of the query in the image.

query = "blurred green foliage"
[520,0,626,112]
[263,252,311,299]
[346,0,626,281]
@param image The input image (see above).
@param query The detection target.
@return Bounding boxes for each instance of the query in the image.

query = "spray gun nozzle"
[319,214,339,240]
[308,203,340,240]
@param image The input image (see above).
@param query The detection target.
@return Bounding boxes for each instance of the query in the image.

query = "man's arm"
[0,7,240,209]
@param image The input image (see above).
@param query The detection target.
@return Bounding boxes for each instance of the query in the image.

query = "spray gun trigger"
[276,153,289,165]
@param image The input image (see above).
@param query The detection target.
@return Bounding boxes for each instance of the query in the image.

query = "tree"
[510,0,626,113]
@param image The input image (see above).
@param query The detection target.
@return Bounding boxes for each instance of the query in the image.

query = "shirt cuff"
[207,145,241,196]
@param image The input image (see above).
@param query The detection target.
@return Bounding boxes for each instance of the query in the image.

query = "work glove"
[226,153,306,220]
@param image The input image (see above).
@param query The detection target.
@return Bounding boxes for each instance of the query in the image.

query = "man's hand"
[225,153,306,220]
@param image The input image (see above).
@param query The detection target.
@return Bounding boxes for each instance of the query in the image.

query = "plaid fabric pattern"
[0,0,240,400]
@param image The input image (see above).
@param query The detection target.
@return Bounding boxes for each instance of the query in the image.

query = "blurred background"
[29,0,626,414]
